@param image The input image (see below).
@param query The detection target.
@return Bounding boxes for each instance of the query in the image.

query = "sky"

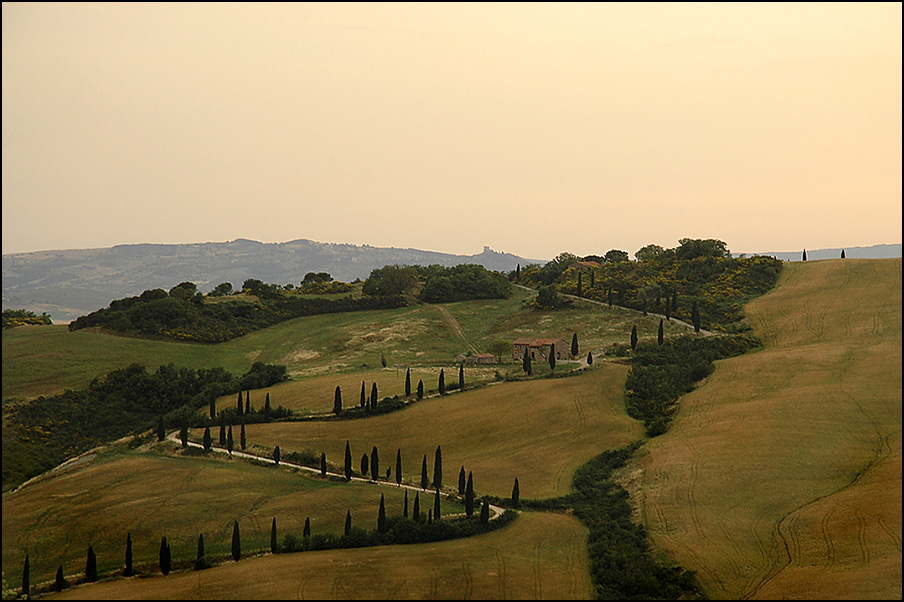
[2,2,901,260]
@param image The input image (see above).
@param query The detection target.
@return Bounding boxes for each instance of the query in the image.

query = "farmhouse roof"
[570,261,601,269]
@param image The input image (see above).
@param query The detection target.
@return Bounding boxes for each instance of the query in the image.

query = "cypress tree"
[465,472,475,516]
[344,511,352,536]
[480,500,490,524]
[270,518,278,554]
[203,427,212,452]
[459,363,465,392]
[841,249,846,259]
[54,565,67,592]
[378,494,387,533]
[516,263,520,280]
[320,452,327,476]
[421,455,429,489]
[523,352,532,376]
[428,509,433,525]
[548,344,556,370]
[439,369,445,395]
[156,415,165,442]
[237,391,243,416]
[413,492,421,522]
[630,325,638,350]
[577,272,583,296]
[264,392,272,422]
[395,449,402,485]
[571,333,578,358]
[159,536,171,575]
[219,422,226,446]
[85,545,97,582]
[227,424,234,454]
[240,422,246,450]
[370,446,379,481]
[458,466,466,495]
[273,445,280,465]
[587,350,593,365]
[231,520,241,561]
[417,379,424,400]
[361,452,369,476]
[405,368,411,396]
[22,553,29,599]
[245,390,250,415]
[333,385,342,415]
[403,489,409,517]
[303,517,311,540]
[360,381,366,408]
[802,249,808,261]
[209,398,216,419]
[433,445,442,490]
[344,441,353,481]
[692,300,701,333]
[512,477,520,508]
[370,382,378,409]
[124,532,133,576]
[433,490,441,520]
[179,422,188,448]
[658,318,664,345]
[197,533,205,560]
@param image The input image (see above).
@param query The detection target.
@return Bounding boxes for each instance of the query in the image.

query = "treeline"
[516,238,782,330]
[362,264,512,303]
[2,309,53,329]
[68,285,406,342]
[2,362,288,492]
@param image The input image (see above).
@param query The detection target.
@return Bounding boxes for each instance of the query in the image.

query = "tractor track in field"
[433,305,480,354]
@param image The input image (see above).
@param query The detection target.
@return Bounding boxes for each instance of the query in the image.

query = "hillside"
[628,258,902,599]
[1,239,544,323]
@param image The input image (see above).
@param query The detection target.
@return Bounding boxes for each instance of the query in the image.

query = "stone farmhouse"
[512,338,571,361]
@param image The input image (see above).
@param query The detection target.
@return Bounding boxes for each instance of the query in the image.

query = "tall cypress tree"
[179,422,188,448]
[203,427,212,452]
[658,318,664,345]
[370,446,379,481]
[227,424,234,454]
[21,553,29,599]
[403,489,409,517]
[303,518,311,540]
[459,363,465,392]
[692,300,701,333]
[395,449,402,485]
[433,490,441,520]
[458,466,466,495]
[124,532,133,576]
[439,369,446,395]
[361,453,369,476]
[512,477,520,508]
[421,455,429,489]
[240,422,246,450]
[273,445,280,465]
[245,391,250,415]
[209,398,216,420]
[571,333,579,358]
[378,494,387,533]
[405,368,411,396]
[270,518,278,554]
[433,445,443,490]
[548,344,556,370]
[156,415,165,442]
[237,391,243,416]
[320,452,327,476]
[587,350,593,365]
[231,520,241,561]
[523,352,532,376]
[219,421,226,446]
[360,381,366,408]
[197,533,205,560]
[333,385,342,415]
[54,565,66,592]
[159,536,171,575]
[413,492,421,522]
[465,472,475,516]
[417,380,424,400]
[370,382,378,409]
[841,249,846,259]
[344,511,352,536]
[344,441,353,481]
[630,325,638,350]
[85,546,98,582]
[480,500,490,524]
[264,392,272,422]
[802,249,808,261]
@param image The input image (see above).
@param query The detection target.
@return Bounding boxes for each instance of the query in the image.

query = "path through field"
[633,259,902,599]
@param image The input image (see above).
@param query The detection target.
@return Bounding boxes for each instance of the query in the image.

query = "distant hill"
[1,239,545,323]
[737,243,901,262]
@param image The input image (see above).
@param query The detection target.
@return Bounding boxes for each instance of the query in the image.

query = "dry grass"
[627,258,902,599]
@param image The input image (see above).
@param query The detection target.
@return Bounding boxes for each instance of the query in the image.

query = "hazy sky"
[2,2,901,260]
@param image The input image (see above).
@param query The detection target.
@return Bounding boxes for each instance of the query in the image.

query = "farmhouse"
[512,338,571,361]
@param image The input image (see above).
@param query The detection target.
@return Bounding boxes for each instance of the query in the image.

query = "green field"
[628,259,902,599]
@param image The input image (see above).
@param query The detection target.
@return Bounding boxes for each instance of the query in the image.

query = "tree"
[231,520,241,561]
[433,445,443,490]
[480,500,490,524]
[21,554,29,599]
[320,452,327,476]
[417,379,424,400]
[240,422,246,450]
[841,249,846,259]
[370,446,379,481]
[85,546,98,582]
[273,445,281,465]
[459,363,465,392]
[344,511,352,537]
[219,422,226,446]
[405,368,411,396]
[548,344,556,370]
[587,350,593,365]
[344,441,353,481]
[179,423,188,448]
[516,263,521,280]
[458,466,467,495]
[209,398,216,419]
[303,517,311,540]
[197,533,205,560]
[370,382,378,409]
[53,565,67,592]
[577,271,583,296]
[395,449,402,485]
[536,284,559,309]
[604,249,630,263]
[203,427,212,452]
[421,455,430,489]
[802,249,808,261]
[227,424,234,454]
[333,385,342,415]
[630,325,638,351]
[434,490,442,520]
[264,393,271,422]
[512,477,520,508]
[413,491,422,522]
[403,489,409,517]
[237,391,243,417]
[270,518,278,554]
[664,293,672,321]
[361,452,369,476]
[360,381,366,408]
[125,532,133,576]
[692,301,701,333]
[635,244,666,262]
[245,391,251,415]
[658,319,664,345]
[156,415,165,442]
[159,536,171,575]
[571,333,578,358]
[439,369,446,395]
[378,494,387,533]
[523,351,532,376]
[488,339,511,360]
[465,472,475,516]
[210,281,233,296]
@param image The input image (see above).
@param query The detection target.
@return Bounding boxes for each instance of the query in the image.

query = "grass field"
[625,258,902,599]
